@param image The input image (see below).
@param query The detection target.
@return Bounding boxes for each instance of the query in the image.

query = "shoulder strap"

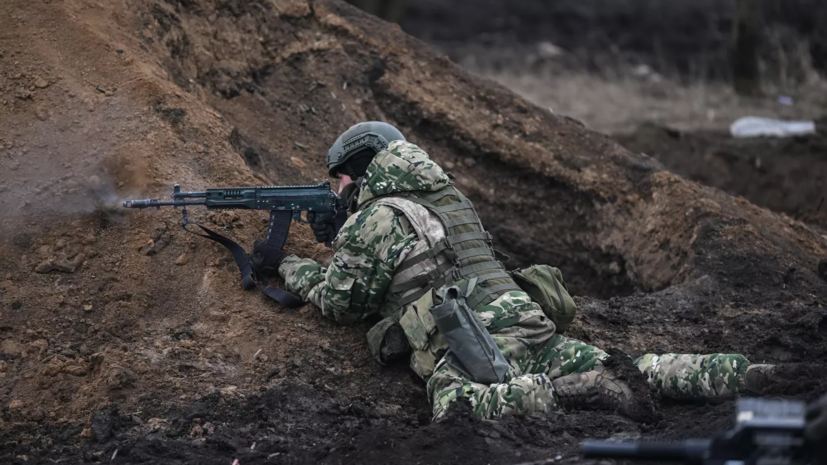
[180,211,303,308]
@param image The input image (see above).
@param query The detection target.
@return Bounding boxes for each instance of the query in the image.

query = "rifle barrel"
[582,439,711,462]
[122,199,207,209]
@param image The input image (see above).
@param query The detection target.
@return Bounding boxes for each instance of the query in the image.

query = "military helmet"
[327,121,405,177]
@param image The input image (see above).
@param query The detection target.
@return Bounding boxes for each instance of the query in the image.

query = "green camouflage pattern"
[357,140,452,206]
[475,291,549,335]
[404,288,554,379]
[428,331,605,421]
[429,331,753,421]
[635,353,749,399]
[279,204,417,324]
[279,141,450,323]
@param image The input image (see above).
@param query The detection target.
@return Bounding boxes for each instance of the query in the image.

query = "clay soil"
[1,1,827,464]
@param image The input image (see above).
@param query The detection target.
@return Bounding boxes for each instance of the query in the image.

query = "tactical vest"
[364,185,523,379]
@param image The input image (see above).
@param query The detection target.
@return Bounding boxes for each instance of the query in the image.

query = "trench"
[395,124,640,299]
[395,0,827,233]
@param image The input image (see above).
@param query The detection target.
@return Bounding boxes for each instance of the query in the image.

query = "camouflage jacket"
[278,141,448,323]
[278,141,550,356]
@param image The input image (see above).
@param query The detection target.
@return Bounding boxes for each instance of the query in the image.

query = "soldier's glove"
[806,392,827,441]
[307,210,347,247]
[250,240,287,277]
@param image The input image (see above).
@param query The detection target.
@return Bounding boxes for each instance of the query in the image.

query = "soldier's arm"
[278,204,417,324]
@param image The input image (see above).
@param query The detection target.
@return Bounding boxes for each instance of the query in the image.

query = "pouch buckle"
[441,237,460,266]
[426,268,443,283]
[451,267,462,282]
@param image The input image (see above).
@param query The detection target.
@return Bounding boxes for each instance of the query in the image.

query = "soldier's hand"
[250,240,287,277]
[308,210,346,247]
[806,392,827,441]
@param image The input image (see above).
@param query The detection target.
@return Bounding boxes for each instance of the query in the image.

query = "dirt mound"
[1,0,826,464]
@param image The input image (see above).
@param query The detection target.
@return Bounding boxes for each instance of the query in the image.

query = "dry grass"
[445,18,827,136]
[472,65,827,135]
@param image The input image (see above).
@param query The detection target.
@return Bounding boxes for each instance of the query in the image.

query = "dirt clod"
[603,349,659,424]
[106,366,137,390]
[64,364,88,376]
[34,254,83,273]
[7,399,24,421]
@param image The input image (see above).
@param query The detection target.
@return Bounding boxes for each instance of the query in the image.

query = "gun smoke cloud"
[0,95,151,236]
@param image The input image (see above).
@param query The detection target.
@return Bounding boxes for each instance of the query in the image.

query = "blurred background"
[348,0,827,229]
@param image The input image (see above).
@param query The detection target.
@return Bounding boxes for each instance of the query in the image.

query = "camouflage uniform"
[279,141,753,421]
[428,339,749,420]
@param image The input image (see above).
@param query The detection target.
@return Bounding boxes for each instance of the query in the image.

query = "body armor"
[364,185,521,379]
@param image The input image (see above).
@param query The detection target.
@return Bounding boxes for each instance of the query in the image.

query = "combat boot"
[552,367,656,422]
[743,364,777,394]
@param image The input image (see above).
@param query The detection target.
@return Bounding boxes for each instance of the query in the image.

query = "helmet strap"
[340,179,363,213]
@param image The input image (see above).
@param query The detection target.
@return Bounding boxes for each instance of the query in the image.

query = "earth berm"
[1,1,826,464]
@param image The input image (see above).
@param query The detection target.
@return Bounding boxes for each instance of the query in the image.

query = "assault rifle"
[582,398,814,465]
[124,182,346,305]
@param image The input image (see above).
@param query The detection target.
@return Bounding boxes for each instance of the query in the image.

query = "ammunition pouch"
[510,264,577,333]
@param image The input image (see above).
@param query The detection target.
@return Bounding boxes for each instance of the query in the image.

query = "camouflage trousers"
[427,333,751,421]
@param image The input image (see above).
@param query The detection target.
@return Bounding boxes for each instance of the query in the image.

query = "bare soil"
[1,1,827,464]
[616,123,827,230]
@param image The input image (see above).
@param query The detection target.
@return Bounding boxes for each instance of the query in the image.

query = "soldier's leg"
[427,356,558,422]
[520,333,609,377]
[522,334,656,422]
[425,297,565,421]
[427,333,610,421]
[428,315,561,421]
[634,353,751,399]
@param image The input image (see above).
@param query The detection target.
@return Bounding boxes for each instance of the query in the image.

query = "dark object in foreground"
[123,182,346,305]
[582,398,812,464]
